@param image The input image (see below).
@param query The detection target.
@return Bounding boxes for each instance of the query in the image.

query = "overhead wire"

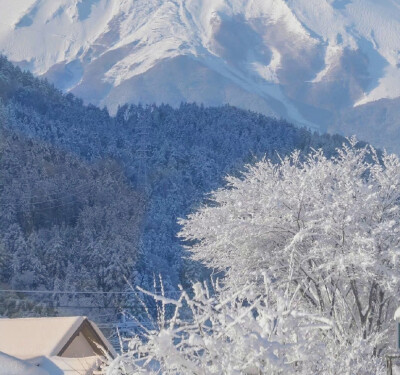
[0,289,134,295]
[0,166,130,216]
[0,164,125,207]
[0,288,181,296]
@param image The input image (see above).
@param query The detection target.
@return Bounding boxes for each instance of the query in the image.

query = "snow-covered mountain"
[2,0,400,150]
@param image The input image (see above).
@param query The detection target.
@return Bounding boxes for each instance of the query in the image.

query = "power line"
[0,289,181,296]
[40,305,137,309]
[0,164,124,207]
[0,289,134,295]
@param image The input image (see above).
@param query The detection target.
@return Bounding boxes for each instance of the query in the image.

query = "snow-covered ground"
[1,0,400,148]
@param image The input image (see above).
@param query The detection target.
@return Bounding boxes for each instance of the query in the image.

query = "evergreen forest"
[0,55,349,320]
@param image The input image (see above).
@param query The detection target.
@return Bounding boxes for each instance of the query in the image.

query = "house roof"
[0,352,48,375]
[0,316,116,360]
[0,352,102,375]
[37,355,101,375]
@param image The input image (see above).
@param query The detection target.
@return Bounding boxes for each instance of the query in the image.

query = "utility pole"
[386,354,400,374]
[135,122,150,193]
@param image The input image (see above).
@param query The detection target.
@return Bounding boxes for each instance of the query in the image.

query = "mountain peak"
[2,0,400,144]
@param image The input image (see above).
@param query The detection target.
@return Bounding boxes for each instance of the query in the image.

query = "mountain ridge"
[1,0,400,151]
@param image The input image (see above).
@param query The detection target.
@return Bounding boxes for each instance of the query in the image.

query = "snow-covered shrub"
[105,275,331,374]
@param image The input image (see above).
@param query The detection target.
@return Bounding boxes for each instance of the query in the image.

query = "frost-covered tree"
[105,275,331,375]
[179,140,400,372]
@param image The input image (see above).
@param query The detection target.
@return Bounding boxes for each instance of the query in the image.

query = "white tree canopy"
[179,139,400,372]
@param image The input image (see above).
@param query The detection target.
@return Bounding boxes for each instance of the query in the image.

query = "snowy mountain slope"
[1,0,400,149]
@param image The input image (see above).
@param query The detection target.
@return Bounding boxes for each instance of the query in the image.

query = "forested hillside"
[0,124,145,317]
[0,56,350,317]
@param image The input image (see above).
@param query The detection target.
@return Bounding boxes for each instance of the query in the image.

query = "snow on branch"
[105,277,329,374]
